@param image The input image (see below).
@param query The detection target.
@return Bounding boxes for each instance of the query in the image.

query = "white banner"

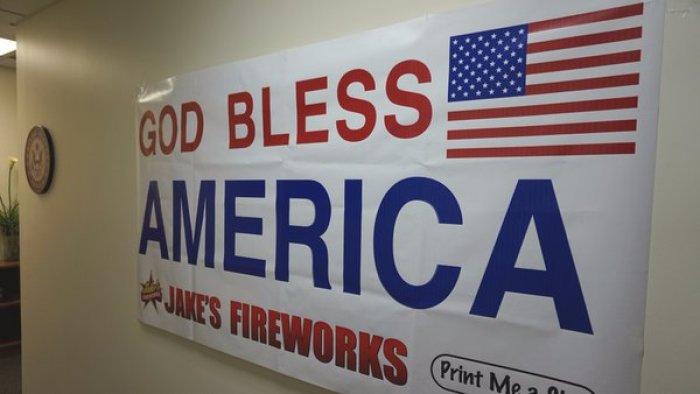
[136,1,663,392]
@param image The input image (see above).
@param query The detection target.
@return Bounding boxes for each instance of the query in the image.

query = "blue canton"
[448,24,528,102]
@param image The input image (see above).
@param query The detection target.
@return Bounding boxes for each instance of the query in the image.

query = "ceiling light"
[0,38,16,56]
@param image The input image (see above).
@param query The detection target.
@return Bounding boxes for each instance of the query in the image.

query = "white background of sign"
[136,1,662,393]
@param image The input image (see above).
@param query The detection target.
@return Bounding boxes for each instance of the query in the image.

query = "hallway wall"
[0,68,18,207]
[14,0,700,393]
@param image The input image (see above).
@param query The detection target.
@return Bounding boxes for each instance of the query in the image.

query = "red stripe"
[446,142,636,158]
[526,50,641,74]
[529,3,644,33]
[448,120,637,140]
[526,73,639,95]
[528,27,642,54]
[448,97,638,121]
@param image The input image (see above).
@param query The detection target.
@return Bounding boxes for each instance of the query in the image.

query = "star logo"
[140,272,163,311]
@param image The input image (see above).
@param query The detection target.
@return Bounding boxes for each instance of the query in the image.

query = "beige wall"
[642,2,700,392]
[0,67,18,206]
[14,0,700,393]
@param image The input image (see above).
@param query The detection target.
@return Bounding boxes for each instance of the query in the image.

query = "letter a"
[470,180,593,334]
[139,181,169,259]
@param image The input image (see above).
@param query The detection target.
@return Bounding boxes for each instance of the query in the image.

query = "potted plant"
[0,157,19,261]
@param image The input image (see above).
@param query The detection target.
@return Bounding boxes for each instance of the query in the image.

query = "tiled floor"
[0,346,21,394]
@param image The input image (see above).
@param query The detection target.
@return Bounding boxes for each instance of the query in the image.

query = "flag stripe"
[526,50,641,74]
[527,27,642,54]
[446,142,636,158]
[448,97,638,121]
[448,120,637,140]
[526,73,639,95]
[528,3,644,33]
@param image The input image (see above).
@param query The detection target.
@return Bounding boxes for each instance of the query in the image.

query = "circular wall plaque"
[25,125,54,194]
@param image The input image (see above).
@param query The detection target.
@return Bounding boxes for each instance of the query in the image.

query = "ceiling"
[0,0,60,68]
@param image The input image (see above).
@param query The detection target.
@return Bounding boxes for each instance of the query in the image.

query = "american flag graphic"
[446,3,644,159]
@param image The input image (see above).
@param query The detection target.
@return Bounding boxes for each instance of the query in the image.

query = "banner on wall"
[136,0,663,392]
